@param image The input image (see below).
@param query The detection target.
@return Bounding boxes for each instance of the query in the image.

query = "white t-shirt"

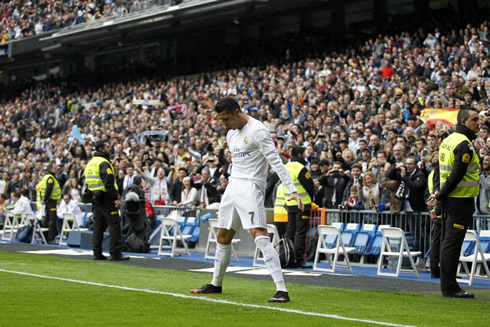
[226,117,297,195]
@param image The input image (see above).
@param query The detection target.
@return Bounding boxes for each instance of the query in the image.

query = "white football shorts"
[218,179,267,231]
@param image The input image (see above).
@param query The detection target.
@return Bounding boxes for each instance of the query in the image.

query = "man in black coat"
[400,156,428,262]
[318,161,350,209]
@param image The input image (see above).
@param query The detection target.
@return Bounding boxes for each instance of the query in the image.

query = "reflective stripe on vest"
[439,132,479,198]
[84,156,118,192]
[40,173,62,200]
[283,161,312,206]
[274,184,288,223]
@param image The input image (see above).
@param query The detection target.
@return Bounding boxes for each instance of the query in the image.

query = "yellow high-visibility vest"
[439,132,479,198]
[274,184,288,223]
[84,156,118,192]
[40,173,62,200]
[282,161,312,206]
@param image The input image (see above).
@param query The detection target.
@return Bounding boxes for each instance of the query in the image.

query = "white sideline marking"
[0,268,414,327]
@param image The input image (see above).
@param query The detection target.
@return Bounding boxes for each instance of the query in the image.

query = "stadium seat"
[479,230,490,253]
[156,217,192,257]
[377,227,422,277]
[457,230,490,286]
[341,223,360,247]
[59,213,88,245]
[253,224,280,267]
[352,224,378,263]
[181,217,197,236]
[364,225,391,256]
[313,225,355,273]
[204,219,240,262]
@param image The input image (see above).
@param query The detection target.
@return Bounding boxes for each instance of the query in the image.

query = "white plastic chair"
[157,217,192,257]
[204,219,240,262]
[313,225,355,273]
[23,213,48,245]
[377,227,422,277]
[458,230,490,286]
[253,224,280,267]
[59,212,88,245]
[2,211,19,242]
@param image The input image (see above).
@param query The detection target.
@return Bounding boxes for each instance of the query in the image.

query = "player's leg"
[191,184,238,295]
[237,181,289,302]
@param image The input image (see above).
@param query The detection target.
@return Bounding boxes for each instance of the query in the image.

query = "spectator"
[179,176,198,208]
[319,161,350,209]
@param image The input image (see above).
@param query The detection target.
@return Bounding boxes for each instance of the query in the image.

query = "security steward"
[428,108,480,299]
[84,140,129,261]
[40,163,62,243]
[273,182,288,238]
[427,154,442,279]
[283,146,315,268]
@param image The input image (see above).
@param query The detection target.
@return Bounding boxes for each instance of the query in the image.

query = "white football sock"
[255,235,287,292]
[211,243,231,287]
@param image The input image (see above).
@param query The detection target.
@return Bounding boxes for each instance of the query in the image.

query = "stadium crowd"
[1,0,143,43]
[1,4,490,227]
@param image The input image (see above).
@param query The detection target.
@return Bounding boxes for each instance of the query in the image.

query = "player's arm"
[257,128,304,210]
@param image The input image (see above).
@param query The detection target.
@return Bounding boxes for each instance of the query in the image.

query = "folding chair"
[23,213,48,245]
[253,224,280,267]
[313,225,355,273]
[457,230,490,286]
[204,219,240,262]
[2,211,19,242]
[377,227,422,277]
[59,213,89,245]
[157,217,192,257]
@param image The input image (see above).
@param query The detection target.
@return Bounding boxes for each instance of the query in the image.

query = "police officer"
[283,146,315,268]
[428,108,480,298]
[84,140,129,261]
[40,163,62,243]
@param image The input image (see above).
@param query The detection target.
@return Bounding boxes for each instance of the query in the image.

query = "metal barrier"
[153,205,198,218]
[310,209,490,256]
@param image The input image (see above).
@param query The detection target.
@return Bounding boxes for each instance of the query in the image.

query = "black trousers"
[286,209,310,262]
[440,197,474,294]
[274,222,287,239]
[42,199,58,242]
[429,218,442,277]
[92,194,122,257]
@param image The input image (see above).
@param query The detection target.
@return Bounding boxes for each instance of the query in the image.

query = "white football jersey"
[227,117,297,194]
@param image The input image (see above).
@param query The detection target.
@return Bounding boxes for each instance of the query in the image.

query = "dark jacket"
[319,173,350,208]
[402,167,428,212]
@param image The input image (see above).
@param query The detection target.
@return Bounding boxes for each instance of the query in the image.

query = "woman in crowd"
[179,176,198,208]
[64,178,82,203]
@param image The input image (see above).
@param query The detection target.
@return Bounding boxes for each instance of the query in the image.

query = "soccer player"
[191,97,304,303]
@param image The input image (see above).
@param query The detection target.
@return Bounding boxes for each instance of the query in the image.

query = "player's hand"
[115,200,121,208]
[429,209,437,219]
[288,192,304,211]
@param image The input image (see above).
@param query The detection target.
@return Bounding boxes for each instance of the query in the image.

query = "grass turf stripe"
[0,268,414,327]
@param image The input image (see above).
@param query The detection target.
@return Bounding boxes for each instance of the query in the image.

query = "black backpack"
[126,232,150,253]
[274,238,296,268]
